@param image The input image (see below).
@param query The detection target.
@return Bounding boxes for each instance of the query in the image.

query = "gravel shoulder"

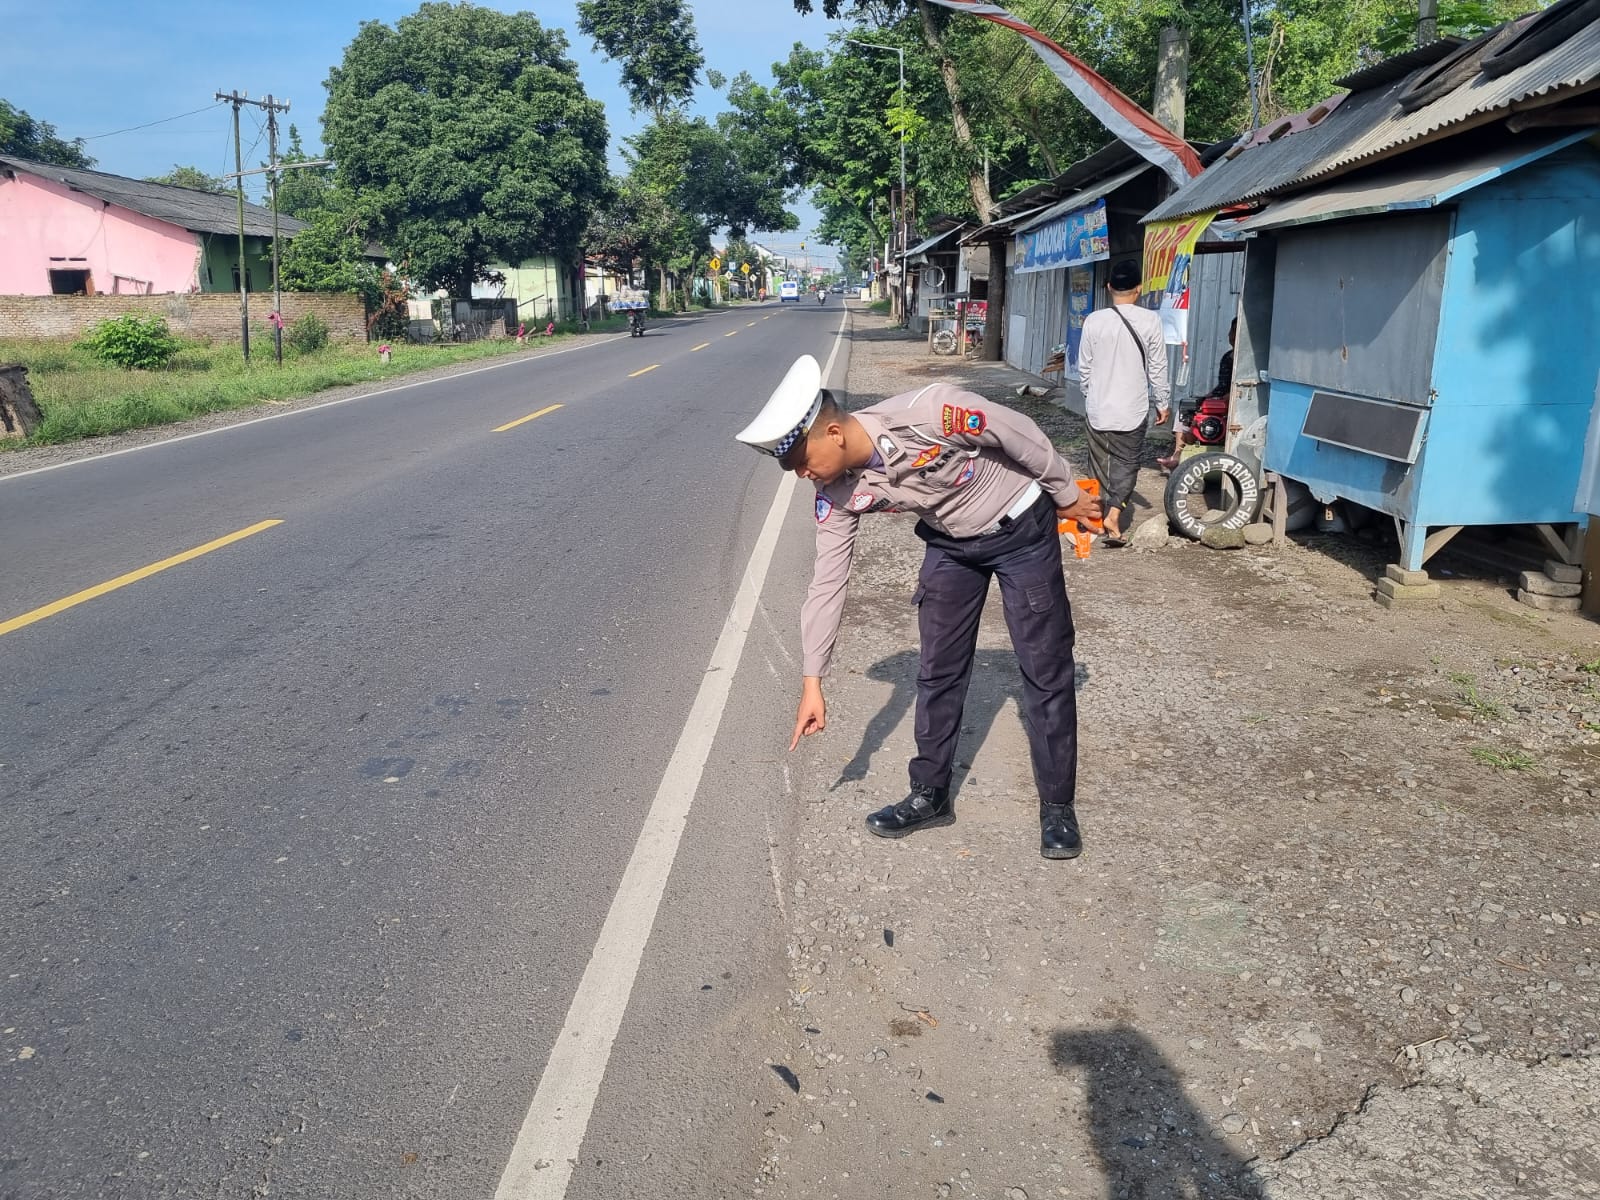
[752,308,1600,1199]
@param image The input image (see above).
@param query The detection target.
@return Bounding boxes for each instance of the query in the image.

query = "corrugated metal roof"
[1014,162,1148,233]
[991,140,1145,220]
[1144,17,1600,222]
[1232,128,1594,231]
[1334,37,1464,92]
[0,155,304,239]
[958,205,1050,244]
[905,225,967,260]
[1143,82,1406,221]
[1311,19,1600,180]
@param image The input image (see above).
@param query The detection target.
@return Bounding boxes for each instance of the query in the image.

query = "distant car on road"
[779,280,799,303]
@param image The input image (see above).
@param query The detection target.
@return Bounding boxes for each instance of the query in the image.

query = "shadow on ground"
[1051,1025,1263,1199]
[833,647,1089,790]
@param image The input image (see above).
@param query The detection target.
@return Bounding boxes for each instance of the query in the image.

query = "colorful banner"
[1142,211,1216,345]
[925,0,1202,187]
[1016,199,1110,275]
[1066,267,1095,380]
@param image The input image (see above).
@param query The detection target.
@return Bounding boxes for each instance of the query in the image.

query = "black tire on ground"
[1480,0,1600,78]
[1163,452,1263,540]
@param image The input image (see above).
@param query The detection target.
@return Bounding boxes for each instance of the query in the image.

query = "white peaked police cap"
[735,354,824,458]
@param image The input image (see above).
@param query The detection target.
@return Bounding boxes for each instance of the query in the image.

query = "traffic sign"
[709,256,721,272]
[740,262,751,275]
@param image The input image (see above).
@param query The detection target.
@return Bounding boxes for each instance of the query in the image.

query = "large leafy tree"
[144,165,230,193]
[624,114,799,307]
[0,99,93,167]
[583,177,679,282]
[322,2,610,297]
[576,0,705,118]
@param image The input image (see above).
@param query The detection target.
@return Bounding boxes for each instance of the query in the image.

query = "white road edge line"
[493,307,849,1200]
[0,333,635,485]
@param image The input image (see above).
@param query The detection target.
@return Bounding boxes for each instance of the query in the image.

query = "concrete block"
[1544,560,1583,585]
[1517,589,1582,613]
[1377,576,1441,600]
[1242,523,1274,546]
[1384,564,1431,587]
[1518,571,1581,598]
[1376,589,1440,609]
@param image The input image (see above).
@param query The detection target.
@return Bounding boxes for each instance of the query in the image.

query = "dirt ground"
[752,310,1600,1199]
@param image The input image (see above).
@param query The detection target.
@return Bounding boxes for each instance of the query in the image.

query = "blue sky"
[1,0,840,251]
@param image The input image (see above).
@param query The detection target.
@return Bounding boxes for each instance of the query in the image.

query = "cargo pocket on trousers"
[912,583,928,607]
[1026,583,1054,614]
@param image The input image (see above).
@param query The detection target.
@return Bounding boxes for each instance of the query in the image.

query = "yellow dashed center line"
[724,330,738,337]
[691,342,711,352]
[493,403,564,433]
[0,519,284,639]
[746,321,756,327]
[628,364,660,378]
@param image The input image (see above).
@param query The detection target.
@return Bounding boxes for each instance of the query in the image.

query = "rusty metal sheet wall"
[1268,212,1450,405]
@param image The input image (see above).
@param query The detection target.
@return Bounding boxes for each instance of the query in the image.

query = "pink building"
[0,156,302,296]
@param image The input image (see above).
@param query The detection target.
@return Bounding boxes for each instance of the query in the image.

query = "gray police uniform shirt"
[802,382,1083,678]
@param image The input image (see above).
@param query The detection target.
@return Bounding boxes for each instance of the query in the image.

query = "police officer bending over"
[736,356,1103,860]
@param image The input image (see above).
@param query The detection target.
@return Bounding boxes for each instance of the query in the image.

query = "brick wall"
[0,292,368,342]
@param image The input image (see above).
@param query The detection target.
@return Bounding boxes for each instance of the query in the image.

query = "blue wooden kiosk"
[1235,130,1600,571]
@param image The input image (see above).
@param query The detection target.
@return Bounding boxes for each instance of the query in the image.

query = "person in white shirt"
[1077,259,1170,546]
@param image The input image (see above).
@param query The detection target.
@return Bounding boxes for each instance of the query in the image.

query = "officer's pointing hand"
[1056,492,1104,527]
[790,678,828,751]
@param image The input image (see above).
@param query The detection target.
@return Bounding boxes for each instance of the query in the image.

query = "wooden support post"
[1583,520,1599,616]
[1421,524,1464,564]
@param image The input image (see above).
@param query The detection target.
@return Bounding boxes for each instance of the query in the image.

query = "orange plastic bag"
[1057,478,1102,559]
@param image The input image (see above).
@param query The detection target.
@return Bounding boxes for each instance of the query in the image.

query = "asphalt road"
[0,301,847,1199]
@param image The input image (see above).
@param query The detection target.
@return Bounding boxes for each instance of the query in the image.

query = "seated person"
[1158,318,1235,473]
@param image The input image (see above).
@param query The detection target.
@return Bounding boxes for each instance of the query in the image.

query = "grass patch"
[867,299,892,315]
[0,331,603,446]
[1580,658,1600,675]
[1448,672,1507,721]
[1469,746,1537,771]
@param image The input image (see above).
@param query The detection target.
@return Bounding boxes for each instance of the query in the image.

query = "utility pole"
[1417,0,1439,46]
[265,94,287,365]
[215,90,290,364]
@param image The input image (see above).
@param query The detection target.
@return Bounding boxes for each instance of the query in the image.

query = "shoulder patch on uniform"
[876,434,902,462]
[941,404,987,437]
[848,492,875,512]
[910,446,940,469]
[815,493,833,523]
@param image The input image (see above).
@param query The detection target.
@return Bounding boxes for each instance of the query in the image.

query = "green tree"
[144,164,230,193]
[583,177,679,283]
[271,124,334,219]
[322,2,610,297]
[625,114,798,308]
[1257,0,1539,117]
[576,0,705,118]
[0,99,93,167]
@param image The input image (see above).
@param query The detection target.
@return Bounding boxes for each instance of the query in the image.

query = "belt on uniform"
[977,480,1043,535]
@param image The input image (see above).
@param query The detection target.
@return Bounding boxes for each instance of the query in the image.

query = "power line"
[82,102,225,141]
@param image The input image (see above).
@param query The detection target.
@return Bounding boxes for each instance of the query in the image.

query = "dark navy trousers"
[910,495,1078,810]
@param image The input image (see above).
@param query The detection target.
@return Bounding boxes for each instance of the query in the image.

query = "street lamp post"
[846,38,907,325]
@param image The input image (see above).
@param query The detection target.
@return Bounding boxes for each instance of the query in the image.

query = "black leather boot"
[865,783,953,839]
[1040,804,1082,860]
